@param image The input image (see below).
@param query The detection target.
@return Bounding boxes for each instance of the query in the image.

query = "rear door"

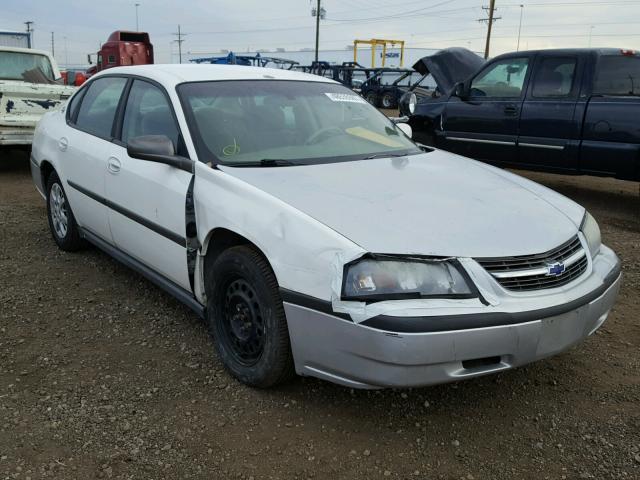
[580,53,640,181]
[441,56,531,164]
[105,78,194,290]
[517,54,582,171]
[62,76,128,242]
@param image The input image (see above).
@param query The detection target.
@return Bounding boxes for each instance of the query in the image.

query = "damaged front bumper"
[283,246,621,389]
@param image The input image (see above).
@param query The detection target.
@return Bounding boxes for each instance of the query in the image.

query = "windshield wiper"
[361,153,411,160]
[225,159,298,167]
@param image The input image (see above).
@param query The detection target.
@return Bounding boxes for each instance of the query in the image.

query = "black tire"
[381,92,396,109]
[46,171,84,251]
[365,91,378,107]
[205,245,295,388]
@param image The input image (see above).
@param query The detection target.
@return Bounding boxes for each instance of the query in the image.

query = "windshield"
[178,80,421,166]
[0,51,55,83]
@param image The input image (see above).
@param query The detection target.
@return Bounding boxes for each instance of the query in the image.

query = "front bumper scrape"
[282,253,621,389]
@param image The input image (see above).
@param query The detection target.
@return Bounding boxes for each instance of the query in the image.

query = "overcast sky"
[2,0,639,67]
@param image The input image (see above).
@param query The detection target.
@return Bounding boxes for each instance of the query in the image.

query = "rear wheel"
[206,246,294,388]
[380,92,396,109]
[46,172,83,251]
[365,91,378,107]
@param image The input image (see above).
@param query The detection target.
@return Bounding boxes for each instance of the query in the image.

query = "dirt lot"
[1,149,638,480]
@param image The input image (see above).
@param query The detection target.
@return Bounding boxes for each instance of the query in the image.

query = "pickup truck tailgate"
[0,81,75,128]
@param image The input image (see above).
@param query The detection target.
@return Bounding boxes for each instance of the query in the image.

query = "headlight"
[580,211,601,258]
[342,256,475,302]
[407,92,417,114]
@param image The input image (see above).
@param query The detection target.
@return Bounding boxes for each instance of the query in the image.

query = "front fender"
[193,162,365,303]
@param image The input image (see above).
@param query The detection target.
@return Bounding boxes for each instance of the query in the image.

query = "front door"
[104,79,193,290]
[441,56,531,164]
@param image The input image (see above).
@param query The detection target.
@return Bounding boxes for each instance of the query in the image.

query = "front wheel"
[206,246,294,388]
[46,172,83,251]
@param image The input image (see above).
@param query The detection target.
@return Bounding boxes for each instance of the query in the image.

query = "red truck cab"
[87,31,153,76]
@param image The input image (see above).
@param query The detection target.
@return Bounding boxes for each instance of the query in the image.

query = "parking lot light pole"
[516,4,524,51]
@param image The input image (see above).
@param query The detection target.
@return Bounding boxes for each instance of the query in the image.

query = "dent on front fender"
[191,162,365,304]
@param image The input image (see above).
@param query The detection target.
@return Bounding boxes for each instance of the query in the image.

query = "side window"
[108,55,116,64]
[121,80,180,149]
[532,57,577,98]
[66,88,86,123]
[470,57,529,98]
[594,55,640,95]
[75,76,127,138]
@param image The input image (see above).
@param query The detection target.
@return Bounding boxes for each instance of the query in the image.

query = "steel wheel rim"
[221,278,265,366]
[49,183,68,239]
[382,95,393,108]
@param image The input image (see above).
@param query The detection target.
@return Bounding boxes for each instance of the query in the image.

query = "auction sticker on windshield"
[325,92,368,103]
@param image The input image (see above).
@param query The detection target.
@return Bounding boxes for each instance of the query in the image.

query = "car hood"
[219,152,585,258]
[413,47,485,93]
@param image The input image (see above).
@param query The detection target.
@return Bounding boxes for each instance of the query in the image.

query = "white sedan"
[30,64,621,389]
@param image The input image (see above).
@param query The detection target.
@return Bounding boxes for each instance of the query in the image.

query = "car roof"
[92,64,338,87]
[494,47,635,59]
[0,46,54,57]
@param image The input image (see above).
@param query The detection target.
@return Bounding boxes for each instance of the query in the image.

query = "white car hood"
[220,151,585,258]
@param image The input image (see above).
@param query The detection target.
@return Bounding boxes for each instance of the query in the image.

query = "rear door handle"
[107,157,121,174]
[58,137,68,151]
[504,105,519,116]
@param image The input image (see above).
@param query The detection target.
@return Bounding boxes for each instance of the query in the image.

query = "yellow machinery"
[353,38,405,67]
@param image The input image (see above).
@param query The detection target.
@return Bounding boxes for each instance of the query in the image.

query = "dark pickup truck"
[400,48,640,181]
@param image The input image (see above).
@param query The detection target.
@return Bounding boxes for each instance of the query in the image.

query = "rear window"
[0,50,55,82]
[594,55,640,95]
[75,77,127,139]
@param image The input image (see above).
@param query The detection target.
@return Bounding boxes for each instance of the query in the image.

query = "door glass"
[470,57,529,98]
[594,55,640,95]
[75,76,127,138]
[532,57,577,97]
[121,80,180,149]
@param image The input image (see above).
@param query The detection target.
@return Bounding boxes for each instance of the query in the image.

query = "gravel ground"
[1,148,638,480]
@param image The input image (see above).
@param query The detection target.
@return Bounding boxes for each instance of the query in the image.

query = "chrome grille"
[476,236,588,292]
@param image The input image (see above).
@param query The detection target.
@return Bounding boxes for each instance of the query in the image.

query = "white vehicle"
[0,47,75,148]
[30,64,621,389]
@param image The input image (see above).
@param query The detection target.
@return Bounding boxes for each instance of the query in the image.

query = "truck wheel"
[365,92,378,106]
[381,92,396,109]
[46,172,84,251]
[206,245,295,388]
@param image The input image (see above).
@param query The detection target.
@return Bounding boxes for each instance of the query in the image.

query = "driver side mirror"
[453,81,469,100]
[127,135,193,173]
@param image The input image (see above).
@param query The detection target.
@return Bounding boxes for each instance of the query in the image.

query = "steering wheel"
[305,126,343,145]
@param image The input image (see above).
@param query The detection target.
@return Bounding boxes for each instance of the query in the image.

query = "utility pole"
[516,4,524,51]
[312,0,325,65]
[173,25,186,63]
[478,0,500,59]
[314,0,320,63]
[25,21,34,48]
[135,3,140,31]
[51,31,55,57]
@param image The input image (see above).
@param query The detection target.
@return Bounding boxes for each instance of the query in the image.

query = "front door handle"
[504,104,519,116]
[107,157,121,174]
[58,137,68,151]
